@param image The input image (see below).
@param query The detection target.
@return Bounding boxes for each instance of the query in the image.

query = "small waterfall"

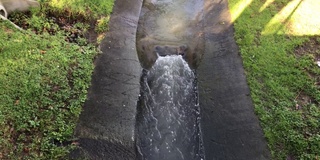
[136,55,204,160]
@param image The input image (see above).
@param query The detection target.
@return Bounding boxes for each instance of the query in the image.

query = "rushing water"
[136,55,204,160]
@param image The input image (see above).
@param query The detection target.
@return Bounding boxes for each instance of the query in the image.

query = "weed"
[95,16,110,33]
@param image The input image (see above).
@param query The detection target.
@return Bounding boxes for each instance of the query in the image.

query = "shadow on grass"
[228,0,320,159]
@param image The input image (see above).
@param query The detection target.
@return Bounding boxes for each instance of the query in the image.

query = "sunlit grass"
[262,0,320,35]
[230,0,320,36]
[45,0,114,17]
[259,0,275,12]
[229,0,253,22]
[229,0,320,159]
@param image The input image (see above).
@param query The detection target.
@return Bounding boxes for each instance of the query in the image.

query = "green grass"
[228,0,320,159]
[40,0,114,18]
[0,0,114,159]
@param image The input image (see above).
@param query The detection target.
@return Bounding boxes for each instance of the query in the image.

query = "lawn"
[0,0,114,159]
[228,0,320,159]
[1,0,319,159]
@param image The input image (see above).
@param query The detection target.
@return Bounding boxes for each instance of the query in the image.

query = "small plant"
[95,16,110,33]
[74,22,90,32]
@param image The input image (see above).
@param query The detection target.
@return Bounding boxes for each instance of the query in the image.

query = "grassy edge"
[228,0,320,159]
[0,0,114,159]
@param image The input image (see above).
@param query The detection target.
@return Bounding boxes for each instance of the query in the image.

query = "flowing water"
[135,0,205,158]
[136,55,204,160]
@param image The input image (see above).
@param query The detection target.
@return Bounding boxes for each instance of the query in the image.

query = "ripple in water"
[136,55,204,160]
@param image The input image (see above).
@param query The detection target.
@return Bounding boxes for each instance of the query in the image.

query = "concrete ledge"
[70,0,143,159]
[198,0,271,159]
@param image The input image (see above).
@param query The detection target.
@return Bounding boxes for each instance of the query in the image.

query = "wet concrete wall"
[136,0,205,69]
[197,0,271,159]
[70,0,143,159]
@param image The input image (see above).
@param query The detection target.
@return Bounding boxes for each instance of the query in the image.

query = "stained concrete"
[197,0,271,159]
[69,0,143,159]
[70,0,271,159]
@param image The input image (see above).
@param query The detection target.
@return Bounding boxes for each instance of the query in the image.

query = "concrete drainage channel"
[135,0,205,159]
[70,0,271,159]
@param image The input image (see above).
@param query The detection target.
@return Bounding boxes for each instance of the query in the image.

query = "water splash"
[136,55,204,160]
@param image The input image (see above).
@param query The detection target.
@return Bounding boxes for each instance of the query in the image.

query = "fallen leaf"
[14,100,19,105]
[23,147,30,153]
[71,141,80,146]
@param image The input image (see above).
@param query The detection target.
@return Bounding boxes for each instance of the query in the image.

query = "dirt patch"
[8,9,100,46]
[295,36,320,60]
[292,41,319,141]
[294,36,320,88]
[294,91,315,110]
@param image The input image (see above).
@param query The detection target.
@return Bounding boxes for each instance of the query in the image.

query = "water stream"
[136,55,204,160]
[135,0,205,159]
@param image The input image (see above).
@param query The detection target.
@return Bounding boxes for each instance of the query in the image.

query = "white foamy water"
[136,55,204,160]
